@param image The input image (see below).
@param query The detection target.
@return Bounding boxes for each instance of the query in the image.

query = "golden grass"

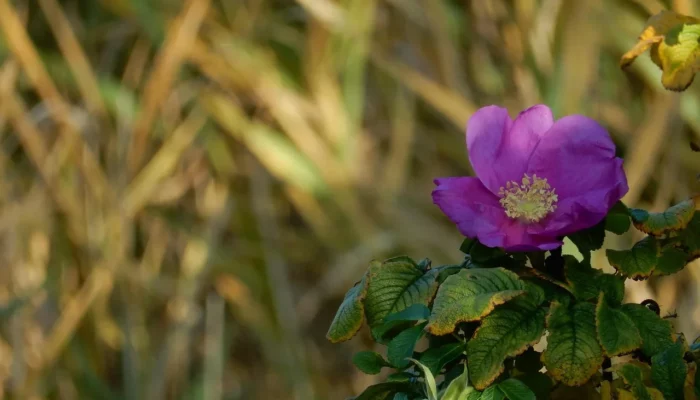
[0,0,697,398]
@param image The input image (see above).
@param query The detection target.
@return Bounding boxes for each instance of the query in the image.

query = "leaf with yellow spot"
[426,268,525,335]
[621,10,700,91]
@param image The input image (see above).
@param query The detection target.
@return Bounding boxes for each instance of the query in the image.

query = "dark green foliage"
[353,351,390,375]
[651,341,687,400]
[328,199,700,399]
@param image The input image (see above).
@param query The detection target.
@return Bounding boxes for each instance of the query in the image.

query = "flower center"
[498,174,558,223]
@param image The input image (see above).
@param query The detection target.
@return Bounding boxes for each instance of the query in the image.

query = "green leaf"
[409,359,438,400]
[393,394,409,400]
[327,275,368,343]
[353,351,390,375]
[596,294,642,356]
[597,274,625,306]
[388,323,427,368]
[383,304,431,324]
[621,304,675,358]
[355,382,420,400]
[498,378,536,400]
[567,220,606,254]
[606,237,660,279]
[468,285,547,389]
[564,258,624,305]
[480,386,505,400]
[427,268,525,335]
[419,342,466,376]
[460,238,476,254]
[680,212,700,256]
[418,258,432,271]
[365,257,439,328]
[372,304,431,343]
[606,201,632,235]
[542,302,604,386]
[651,341,687,400]
[630,198,696,235]
[654,247,688,276]
[515,372,552,400]
[442,365,478,400]
[469,242,506,263]
[371,320,415,344]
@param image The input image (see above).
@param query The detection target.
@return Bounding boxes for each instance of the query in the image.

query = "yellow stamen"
[498,174,558,223]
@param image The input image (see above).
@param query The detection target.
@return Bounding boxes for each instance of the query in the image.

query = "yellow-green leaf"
[427,268,525,335]
[468,284,546,389]
[618,363,656,400]
[326,275,368,343]
[630,198,697,236]
[542,302,603,386]
[621,10,700,91]
[442,365,478,400]
[657,23,700,91]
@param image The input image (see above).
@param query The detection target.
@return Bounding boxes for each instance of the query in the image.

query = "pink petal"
[467,105,554,194]
[526,116,629,236]
[433,176,563,251]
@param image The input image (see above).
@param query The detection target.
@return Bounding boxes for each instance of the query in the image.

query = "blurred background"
[0,0,699,398]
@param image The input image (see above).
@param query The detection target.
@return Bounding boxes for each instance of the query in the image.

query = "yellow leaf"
[620,10,700,91]
[601,381,612,400]
[617,389,635,400]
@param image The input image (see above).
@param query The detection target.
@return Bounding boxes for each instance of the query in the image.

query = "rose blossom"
[433,105,628,251]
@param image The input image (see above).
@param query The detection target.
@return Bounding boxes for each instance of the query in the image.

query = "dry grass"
[0,0,698,399]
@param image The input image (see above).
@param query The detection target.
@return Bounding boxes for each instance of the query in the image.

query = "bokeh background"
[0,0,699,398]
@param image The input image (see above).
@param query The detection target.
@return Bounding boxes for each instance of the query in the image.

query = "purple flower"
[432,105,628,251]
